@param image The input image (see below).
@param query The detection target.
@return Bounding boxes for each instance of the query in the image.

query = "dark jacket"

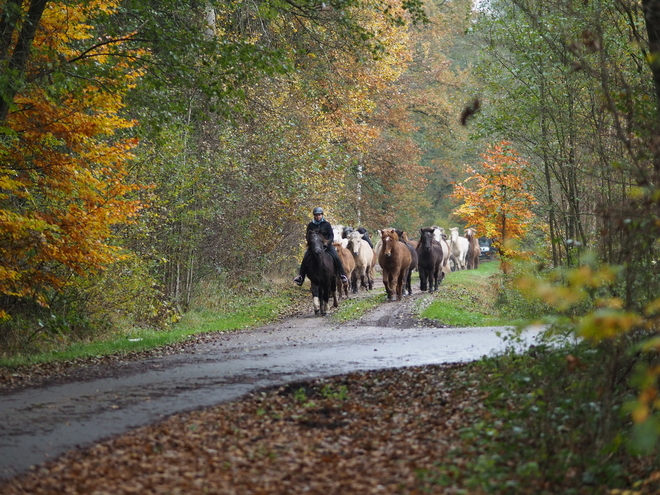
[306,219,334,243]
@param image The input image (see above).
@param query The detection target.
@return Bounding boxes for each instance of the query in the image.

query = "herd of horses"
[302,224,483,316]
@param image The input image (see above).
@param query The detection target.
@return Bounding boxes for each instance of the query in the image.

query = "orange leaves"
[451,141,537,260]
[0,1,146,312]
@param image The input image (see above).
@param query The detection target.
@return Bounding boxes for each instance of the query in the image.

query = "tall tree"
[0,1,143,318]
[451,141,537,267]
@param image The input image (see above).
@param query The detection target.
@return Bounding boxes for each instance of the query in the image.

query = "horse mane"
[307,227,330,247]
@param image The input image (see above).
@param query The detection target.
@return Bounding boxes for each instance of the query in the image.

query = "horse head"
[332,224,344,242]
[432,226,444,243]
[380,228,399,257]
[307,228,326,257]
[346,230,364,256]
[465,227,477,240]
[420,228,435,251]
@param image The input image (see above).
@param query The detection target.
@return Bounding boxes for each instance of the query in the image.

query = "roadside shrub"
[422,339,659,493]
[0,256,176,357]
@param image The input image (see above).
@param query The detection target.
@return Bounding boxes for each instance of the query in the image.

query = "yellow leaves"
[567,264,617,288]
[645,297,660,316]
[516,276,585,311]
[0,1,146,312]
[577,309,643,342]
[516,264,622,314]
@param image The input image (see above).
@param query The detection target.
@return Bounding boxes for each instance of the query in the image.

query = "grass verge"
[0,284,306,368]
[420,260,515,326]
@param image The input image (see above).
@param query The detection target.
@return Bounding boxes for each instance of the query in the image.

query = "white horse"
[332,224,349,248]
[432,226,445,243]
[449,227,469,270]
[345,230,375,293]
[373,230,383,260]
[429,227,452,275]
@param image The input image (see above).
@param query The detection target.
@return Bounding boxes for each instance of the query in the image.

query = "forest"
[0,0,659,474]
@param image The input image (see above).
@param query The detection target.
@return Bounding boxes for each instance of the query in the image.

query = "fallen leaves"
[1,364,474,494]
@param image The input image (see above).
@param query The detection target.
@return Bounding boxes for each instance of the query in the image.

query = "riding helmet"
[313,207,324,215]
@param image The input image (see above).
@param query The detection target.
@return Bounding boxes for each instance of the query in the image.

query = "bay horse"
[378,228,412,301]
[345,230,374,293]
[395,229,418,295]
[465,228,481,270]
[417,227,444,292]
[333,240,355,299]
[305,228,338,316]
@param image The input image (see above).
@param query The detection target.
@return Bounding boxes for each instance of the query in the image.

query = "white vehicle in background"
[478,237,495,260]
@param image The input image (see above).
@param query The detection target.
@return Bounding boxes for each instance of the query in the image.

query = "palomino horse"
[417,227,445,292]
[345,230,374,293]
[305,229,338,316]
[449,227,469,270]
[333,240,355,299]
[464,228,481,270]
[378,228,412,301]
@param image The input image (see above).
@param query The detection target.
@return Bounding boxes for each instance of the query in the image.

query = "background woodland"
[0,0,659,432]
[0,0,475,340]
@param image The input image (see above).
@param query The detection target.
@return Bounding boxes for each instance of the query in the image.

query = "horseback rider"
[293,207,349,286]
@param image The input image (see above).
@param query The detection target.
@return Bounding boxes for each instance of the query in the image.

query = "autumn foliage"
[0,1,144,318]
[451,141,537,265]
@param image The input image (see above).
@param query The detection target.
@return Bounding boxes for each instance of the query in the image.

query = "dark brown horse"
[417,228,444,292]
[395,229,418,296]
[306,228,338,315]
[378,228,412,301]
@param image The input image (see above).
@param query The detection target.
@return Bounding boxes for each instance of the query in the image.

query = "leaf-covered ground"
[2,361,659,494]
[0,364,481,494]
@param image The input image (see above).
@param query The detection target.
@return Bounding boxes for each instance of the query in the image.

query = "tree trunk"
[0,0,49,123]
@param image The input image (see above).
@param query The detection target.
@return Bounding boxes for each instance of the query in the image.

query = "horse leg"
[332,279,339,308]
[312,284,321,315]
[359,268,367,290]
[319,285,326,316]
[383,272,393,300]
[395,271,405,301]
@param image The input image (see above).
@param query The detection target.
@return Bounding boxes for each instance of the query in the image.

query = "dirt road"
[0,288,543,480]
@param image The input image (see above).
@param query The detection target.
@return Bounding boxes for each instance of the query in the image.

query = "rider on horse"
[293,207,349,286]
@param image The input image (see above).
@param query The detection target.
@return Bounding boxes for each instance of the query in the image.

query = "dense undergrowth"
[419,340,660,493]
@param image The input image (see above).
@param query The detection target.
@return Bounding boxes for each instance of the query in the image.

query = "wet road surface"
[0,292,544,479]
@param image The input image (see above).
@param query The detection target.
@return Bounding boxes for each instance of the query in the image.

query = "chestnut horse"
[378,228,412,301]
[305,228,338,316]
[333,240,355,299]
[417,227,444,292]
